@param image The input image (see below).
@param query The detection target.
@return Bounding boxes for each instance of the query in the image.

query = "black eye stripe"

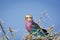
[26,17,28,18]
[30,17,32,19]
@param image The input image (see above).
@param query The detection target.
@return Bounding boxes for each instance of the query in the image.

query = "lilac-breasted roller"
[25,14,49,37]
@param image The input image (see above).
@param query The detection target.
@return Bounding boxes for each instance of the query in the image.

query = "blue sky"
[0,0,60,40]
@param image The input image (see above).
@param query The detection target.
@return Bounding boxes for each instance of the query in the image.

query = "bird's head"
[25,14,33,22]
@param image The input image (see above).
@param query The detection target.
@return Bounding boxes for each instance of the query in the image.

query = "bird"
[25,14,49,39]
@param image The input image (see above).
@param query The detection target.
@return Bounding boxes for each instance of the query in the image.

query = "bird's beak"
[28,18,32,21]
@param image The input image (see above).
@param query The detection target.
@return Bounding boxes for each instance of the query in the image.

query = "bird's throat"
[25,21,32,32]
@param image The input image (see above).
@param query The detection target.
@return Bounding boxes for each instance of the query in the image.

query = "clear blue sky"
[0,0,60,40]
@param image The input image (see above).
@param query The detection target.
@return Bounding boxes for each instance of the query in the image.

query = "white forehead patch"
[25,14,32,18]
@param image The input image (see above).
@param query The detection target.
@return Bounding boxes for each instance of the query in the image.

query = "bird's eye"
[25,17,32,20]
[26,17,28,19]
[30,17,32,19]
